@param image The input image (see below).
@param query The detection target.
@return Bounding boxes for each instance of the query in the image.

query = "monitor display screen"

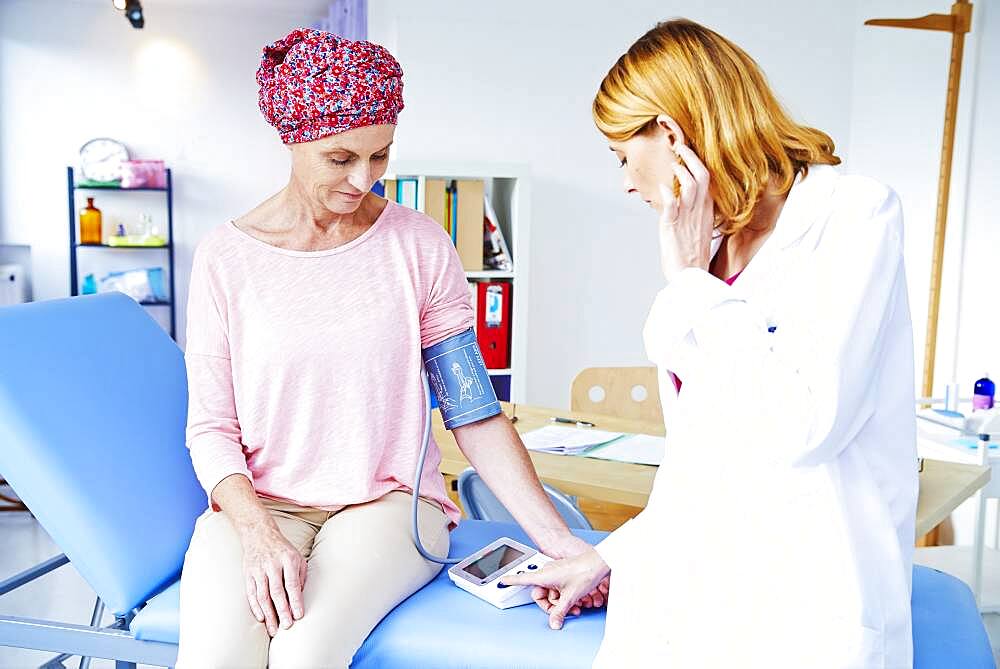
[462,544,525,580]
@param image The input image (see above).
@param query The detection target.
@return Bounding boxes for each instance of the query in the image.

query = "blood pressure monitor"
[447,538,552,609]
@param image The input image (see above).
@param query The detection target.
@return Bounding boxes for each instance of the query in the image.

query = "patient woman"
[175,29,596,668]
[503,19,918,668]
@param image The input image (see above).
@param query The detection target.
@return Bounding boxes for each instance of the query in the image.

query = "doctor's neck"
[745,183,788,237]
[712,181,788,278]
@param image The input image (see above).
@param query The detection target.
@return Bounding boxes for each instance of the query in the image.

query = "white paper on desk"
[521,425,625,454]
[585,433,665,466]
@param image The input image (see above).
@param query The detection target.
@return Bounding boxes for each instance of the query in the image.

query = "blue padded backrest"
[458,468,593,530]
[0,293,206,615]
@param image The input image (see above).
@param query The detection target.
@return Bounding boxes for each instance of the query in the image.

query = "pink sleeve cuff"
[188,436,252,508]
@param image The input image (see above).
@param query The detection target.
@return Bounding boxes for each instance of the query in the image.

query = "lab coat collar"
[709,164,837,263]
[770,164,838,249]
[706,164,837,286]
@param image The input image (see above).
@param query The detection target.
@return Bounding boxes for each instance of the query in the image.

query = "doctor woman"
[503,19,918,669]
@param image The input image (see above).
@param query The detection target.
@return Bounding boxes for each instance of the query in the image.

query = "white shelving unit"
[465,270,515,280]
[384,161,530,403]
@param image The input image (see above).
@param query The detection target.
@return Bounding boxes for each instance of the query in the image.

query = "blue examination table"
[0,294,995,668]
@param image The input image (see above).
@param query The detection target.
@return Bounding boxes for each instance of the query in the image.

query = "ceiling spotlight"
[124,0,144,29]
[112,0,126,10]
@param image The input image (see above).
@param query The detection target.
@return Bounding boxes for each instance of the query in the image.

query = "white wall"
[846,1,998,546]
[2,1,995,412]
[846,0,998,399]
[369,0,860,408]
[950,0,999,394]
[0,0,329,338]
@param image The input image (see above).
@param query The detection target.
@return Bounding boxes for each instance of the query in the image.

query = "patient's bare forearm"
[211,474,276,537]
[454,414,573,552]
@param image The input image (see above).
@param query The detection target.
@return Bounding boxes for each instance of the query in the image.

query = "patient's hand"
[576,576,610,610]
[501,548,610,630]
[240,525,307,637]
[212,475,307,636]
[537,575,610,624]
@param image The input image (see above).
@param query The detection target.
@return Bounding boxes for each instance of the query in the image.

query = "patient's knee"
[176,616,269,668]
[267,617,357,669]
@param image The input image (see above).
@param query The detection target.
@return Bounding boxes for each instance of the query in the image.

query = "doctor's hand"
[501,547,610,630]
[240,525,307,637]
[657,143,714,282]
[539,534,609,612]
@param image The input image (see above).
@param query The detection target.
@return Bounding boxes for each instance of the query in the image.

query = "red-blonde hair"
[593,19,840,233]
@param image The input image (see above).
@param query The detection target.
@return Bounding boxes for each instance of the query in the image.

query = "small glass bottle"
[973,374,995,411]
[79,197,103,245]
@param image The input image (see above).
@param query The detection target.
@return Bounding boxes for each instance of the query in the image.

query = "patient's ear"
[654,114,685,152]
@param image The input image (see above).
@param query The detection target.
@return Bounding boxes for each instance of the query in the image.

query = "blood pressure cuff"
[423,328,502,430]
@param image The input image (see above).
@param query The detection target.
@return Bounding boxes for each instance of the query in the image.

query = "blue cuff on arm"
[422,328,502,430]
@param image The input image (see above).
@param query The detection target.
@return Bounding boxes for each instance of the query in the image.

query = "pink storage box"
[120,160,166,189]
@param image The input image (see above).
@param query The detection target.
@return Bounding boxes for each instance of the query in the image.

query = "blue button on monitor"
[527,564,538,570]
[497,582,509,589]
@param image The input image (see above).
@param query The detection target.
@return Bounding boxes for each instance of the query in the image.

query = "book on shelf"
[397,177,419,209]
[476,280,511,369]
[377,176,512,273]
[447,180,458,245]
[424,178,448,235]
[455,180,484,271]
[483,193,512,272]
[468,280,479,333]
[380,179,395,200]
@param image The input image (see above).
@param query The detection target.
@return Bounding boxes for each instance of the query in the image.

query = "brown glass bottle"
[79,197,103,245]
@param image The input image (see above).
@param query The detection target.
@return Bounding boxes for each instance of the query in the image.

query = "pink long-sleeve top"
[184,200,469,525]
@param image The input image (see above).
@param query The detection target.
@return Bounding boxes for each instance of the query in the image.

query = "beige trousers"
[175,490,450,668]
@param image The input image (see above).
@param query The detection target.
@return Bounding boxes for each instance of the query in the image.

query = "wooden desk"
[434,403,661,509]
[434,402,991,536]
[915,458,991,538]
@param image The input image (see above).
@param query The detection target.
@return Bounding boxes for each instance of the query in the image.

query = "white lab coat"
[593,165,918,669]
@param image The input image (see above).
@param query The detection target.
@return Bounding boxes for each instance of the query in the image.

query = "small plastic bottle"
[973,374,995,411]
[81,274,97,295]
